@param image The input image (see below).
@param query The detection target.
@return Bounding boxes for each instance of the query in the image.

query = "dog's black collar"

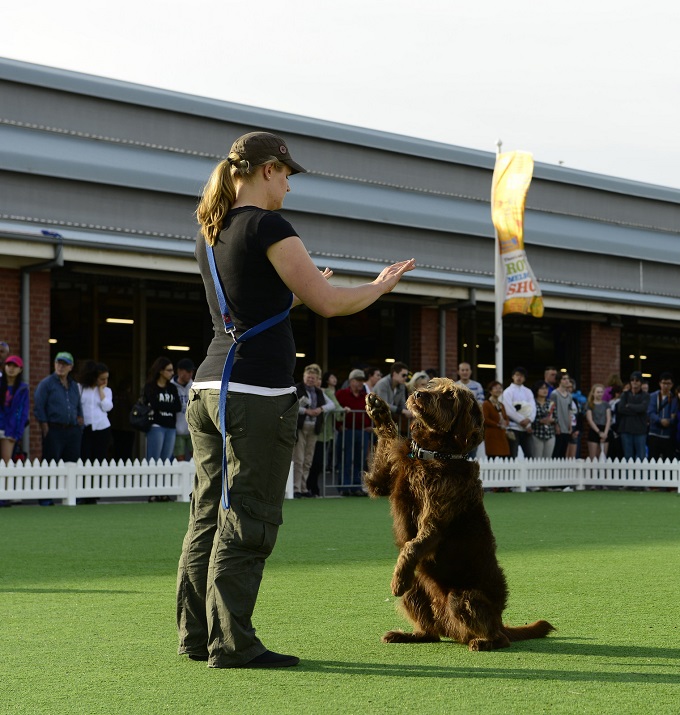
[409,440,470,461]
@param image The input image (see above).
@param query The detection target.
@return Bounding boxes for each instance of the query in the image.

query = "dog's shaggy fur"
[364,378,554,651]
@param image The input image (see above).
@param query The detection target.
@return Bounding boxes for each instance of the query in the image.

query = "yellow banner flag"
[491,151,544,318]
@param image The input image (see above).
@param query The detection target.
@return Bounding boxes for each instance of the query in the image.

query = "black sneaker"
[239,650,300,668]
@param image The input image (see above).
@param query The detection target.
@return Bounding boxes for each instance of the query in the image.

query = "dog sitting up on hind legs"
[364,377,555,651]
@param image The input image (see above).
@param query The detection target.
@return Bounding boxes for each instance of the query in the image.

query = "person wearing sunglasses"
[373,362,413,423]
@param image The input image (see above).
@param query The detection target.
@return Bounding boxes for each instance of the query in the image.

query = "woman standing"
[79,360,113,462]
[143,357,180,463]
[176,131,414,669]
[585,383,611,460]
[0,355,29,463]
[482,381,510,459]
[530,380,556,458]
[565,378,584,459]
[306,371,343,497]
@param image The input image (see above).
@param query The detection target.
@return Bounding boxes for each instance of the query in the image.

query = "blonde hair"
[587,383,605,409]
[196,153,286,246]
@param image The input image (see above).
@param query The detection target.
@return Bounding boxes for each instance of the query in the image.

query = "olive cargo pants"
[176,388,298,667]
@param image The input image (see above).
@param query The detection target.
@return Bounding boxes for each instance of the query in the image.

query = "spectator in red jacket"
[335,369,371,495]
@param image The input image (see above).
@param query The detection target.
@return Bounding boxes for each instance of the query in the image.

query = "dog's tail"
[503,620,555,642]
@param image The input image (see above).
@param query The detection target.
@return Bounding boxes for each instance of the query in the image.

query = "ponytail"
[196,159,236,246]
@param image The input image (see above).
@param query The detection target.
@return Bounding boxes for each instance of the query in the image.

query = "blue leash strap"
[206,242,293,510]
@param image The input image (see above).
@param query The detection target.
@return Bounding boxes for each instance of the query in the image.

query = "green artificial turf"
[1,492,679,714]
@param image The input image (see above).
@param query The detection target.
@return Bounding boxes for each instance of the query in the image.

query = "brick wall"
[0,268,52,460]
[444,310,458,377]
[0,268,21,353]
[28,272,52,460]
[409,306,458,377]
[581,322,621,389]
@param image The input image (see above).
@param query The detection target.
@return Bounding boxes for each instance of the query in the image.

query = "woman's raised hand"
[372,259,416,294]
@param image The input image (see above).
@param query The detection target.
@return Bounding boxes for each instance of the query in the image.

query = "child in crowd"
[585,383,611,460]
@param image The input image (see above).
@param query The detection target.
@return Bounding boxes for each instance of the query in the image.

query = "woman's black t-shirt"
[194,207,297,388]
[143,382,181,428]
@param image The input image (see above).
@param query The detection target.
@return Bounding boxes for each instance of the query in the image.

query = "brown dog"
[364,378,554,651]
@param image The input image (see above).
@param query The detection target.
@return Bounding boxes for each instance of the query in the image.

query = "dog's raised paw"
[365,393,391,423]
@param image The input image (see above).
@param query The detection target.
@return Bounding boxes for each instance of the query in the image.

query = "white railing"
[0,458,194,506]
[0,457,677,505]
[479,457,680,493]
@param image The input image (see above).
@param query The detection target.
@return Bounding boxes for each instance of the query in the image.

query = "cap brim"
[284,158,307,175]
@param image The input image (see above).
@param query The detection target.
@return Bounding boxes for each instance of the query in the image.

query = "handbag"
[129,399,154,432]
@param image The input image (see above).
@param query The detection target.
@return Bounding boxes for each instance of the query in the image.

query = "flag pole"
[493,139,504,385]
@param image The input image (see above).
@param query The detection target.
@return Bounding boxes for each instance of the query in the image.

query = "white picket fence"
[0,458,194,506]
[479,457,680,493]
[0,457,677,506]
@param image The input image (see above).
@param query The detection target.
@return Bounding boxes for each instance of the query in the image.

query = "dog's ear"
[448,386,484,453]
[465,400,485,451]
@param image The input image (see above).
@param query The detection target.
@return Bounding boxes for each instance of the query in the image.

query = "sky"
[3,0,680,189]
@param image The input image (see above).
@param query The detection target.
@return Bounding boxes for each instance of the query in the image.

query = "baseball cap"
[5,355,23,368]
[230,132,307,175]
[348,369,366,381]
[55,351,74,365]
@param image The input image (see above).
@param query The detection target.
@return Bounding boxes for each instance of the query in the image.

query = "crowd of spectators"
[487,365,678,462]
[288,360,680,497]
[0,343,196,506]
[2,338,678,506]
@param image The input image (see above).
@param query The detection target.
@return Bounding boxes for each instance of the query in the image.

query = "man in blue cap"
[34,352,84,498]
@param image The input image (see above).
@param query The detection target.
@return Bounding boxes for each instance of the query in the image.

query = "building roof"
[1,57,680,317]
[3,56,680,203]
